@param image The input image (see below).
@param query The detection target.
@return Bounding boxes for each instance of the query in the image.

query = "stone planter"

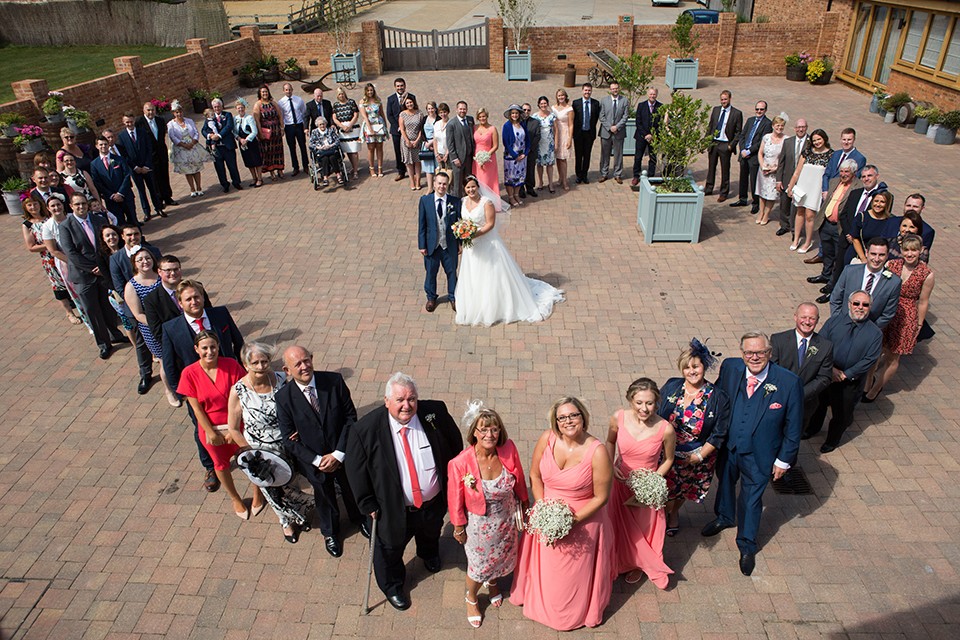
[636,173,705,244]
[3,124,19,137]
[332,51,363,84]
[262,67,281,83]
[665,57,699,91]
[23,138,44,153]
[926,124,940,140]
[883,111,896,124]
[785,65,807,81]
[869,95,880,113]
[623,119,636,156]
[505,49,532,82]
[3,191,23,216]
[45,111,65,124]
[192,97,209,114]
[934,126,956,145]
[914,117,929,135]
[878,108,887,119]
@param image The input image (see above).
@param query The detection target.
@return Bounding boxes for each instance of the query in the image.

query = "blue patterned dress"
[662,382,719,503]
[129,277,162,357]
[533,111,557,166]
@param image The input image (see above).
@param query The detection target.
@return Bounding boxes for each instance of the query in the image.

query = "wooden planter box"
[636,174,704,244]
[665,57,698,91]
[332,51,362,84]
[505,49,532,81]
[623,119,636,156]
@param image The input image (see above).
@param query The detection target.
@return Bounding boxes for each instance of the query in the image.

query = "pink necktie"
[81,218,96,247]
[103,156,110,170]
[747,376,758,398]
[399,427,423,508]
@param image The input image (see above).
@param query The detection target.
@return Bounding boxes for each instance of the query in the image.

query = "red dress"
[177,357,246,470]
[883,259,932,355]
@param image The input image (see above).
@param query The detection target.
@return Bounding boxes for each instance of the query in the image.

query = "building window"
[901,10,927,63]
[945,23,960,75]
[893,6,960,86]
[920,14,949,68]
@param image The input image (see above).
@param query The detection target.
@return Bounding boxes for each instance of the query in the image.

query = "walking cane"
[363,516,378,615]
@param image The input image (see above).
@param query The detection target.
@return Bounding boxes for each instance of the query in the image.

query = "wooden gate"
[380,20,489,71]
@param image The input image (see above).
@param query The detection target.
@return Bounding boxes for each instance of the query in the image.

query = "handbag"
[419,142,435,162]
[260,126,272,140]
[371,121,386,136]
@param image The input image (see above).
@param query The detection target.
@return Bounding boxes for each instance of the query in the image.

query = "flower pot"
[665,57,699,91]
[331,51,363,84]
[45,111,65,124]
[810,70,833,85]
[926,124,940,140]
[914,117,929,135]
[869,95,879,113]
[785,65,807,81]
[878,108,887,119]
[3,124,18,137]
[65,118,90,135]
[934,126,956,145]
[23,138,44,153]
[3,191,23,216]
[192,97,209,114]
[262,67,281,83]
[283,68,304,81]
[16,150,34,179]
[504,49,532,81]
[883,112,895,124]
[636,174,705,243]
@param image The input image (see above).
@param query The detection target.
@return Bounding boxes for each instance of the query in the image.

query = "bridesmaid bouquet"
[474,150,491,167]
[452,218,480,247]
[525,498,574,546]
[625,469,668,510]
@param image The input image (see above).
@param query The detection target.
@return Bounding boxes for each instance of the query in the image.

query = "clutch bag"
[260,126,272,140]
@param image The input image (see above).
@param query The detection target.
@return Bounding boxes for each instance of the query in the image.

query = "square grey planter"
[505,49,532,81]
[623,119,636,156]
[331,51,362,84]
[636,174,705,244]
[665,57,699,91]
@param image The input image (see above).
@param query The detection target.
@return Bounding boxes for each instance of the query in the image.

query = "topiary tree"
[611,53,657,117]
[650,92,713,193]
[497,0,539,52]
[670,13,699,60]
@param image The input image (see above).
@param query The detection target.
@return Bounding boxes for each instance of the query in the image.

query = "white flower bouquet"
[525,498,574,546]
[475,150,491,166]
[625,468,668,510]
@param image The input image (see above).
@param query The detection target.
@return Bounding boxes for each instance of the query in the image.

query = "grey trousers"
[599,134,624,178]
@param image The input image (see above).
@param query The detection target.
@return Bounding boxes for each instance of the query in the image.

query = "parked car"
[681,9,721,23]
[652,0,680,6]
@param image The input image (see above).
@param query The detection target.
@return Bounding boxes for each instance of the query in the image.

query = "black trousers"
[304,466,363,538]
[778,188,795,232]
[705,141,733,196]
[818,220,840,280]
[738,153,760,203]
[631,136,656,179]
[212,147,242,188]
[284,123,309,172]
[133,326,152,379]
[153,149,174,204]
[131,170,164,216]
[806,380,861,446]
[573,131,595,181]
[392,133,406,177]
[374,497,445,597]
[524,151,538,191]
[185,403,215,471]
[75,275,121,350]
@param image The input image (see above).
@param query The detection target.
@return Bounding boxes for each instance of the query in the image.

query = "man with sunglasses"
[730,101,772,214]
[703,332,803,576]
[828,237,901,329]
[805,291,882,453]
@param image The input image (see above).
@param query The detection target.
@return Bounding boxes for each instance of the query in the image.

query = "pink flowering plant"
[150,97,171,113]
[12,124,43,150]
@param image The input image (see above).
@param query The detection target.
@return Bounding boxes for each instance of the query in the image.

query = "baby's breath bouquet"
[474,150,492,166]
[625,468,668,510]
[525,498,574,546]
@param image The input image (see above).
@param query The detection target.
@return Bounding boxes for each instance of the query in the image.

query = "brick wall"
[751,0,828,22]
[886,69,960,111]
[261,31,370,78]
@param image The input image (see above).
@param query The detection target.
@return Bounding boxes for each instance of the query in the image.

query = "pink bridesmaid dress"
[510,434,614,631]
[608,410,673,588]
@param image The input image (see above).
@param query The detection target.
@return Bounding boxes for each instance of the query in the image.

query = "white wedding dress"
[454,196,564,326]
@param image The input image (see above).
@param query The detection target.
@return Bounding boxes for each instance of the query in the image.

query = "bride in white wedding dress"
[454,175,564,326]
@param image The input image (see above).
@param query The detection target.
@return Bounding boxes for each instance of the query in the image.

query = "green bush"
[670,13,699,60]
[650,92,713,193]
[940,110,960,130]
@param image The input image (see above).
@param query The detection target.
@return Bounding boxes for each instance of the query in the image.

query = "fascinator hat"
[461,399,485,430]
[689,338,719,371]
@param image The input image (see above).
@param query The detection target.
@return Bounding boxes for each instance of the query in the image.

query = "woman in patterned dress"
[863,234,935,402]
[227,342,311,543]
[786,129,833,254]
[500,105,528,207]
[167,100,211,197]
[21,195,82,326]
[658,340,731,536]
[532,96,558,193]
[754,115,786,225]
[434,102,450,171]
[333,87,361,179]
[124,248,180,407]
[447,405,528,628]
[399,95,425,190]
[59,153,101,203]
[359,83,386,177]
[421,101,439,192]
[253,85,285,181]
[552,89,574,191]
[40,195,91,331]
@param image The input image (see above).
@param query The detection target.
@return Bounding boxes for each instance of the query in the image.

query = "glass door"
[842,2,907,89]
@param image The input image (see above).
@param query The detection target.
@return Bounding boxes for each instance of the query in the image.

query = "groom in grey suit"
[445,101,475,197]
[598,82,629,183]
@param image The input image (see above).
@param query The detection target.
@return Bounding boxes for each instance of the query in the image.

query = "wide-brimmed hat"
[503,104,523,119]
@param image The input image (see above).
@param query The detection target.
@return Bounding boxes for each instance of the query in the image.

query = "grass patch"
[0,44,186,104]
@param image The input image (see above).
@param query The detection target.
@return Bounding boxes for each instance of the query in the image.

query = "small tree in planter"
[784,51,811,82]
[913,105,938,135]
[0,112,26,137]
[497,0,539,81]
[282,58,304,81]
[42,91,65,123]
[870,86,886,113]
[880,92,910,123]
[805,56,834,85]
[637,92,713,243]
[189,89,210,114]
[610,53,656,156]
[327,1,362,83]
[258,55,281,83]
[238,62,265,88]
[665,13,699,91]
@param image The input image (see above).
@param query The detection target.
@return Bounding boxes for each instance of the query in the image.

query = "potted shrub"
[610,53,656,156]
[327,3,363,84]
[665,13,699,91]
[282,57,304,81]
[150,97,172,122]
[2,175,29,216]
[784,51,811,82]
[497,0,538,81]
[806,56,834,85]
[913,106,937,135]
[925,109,942,140]
[189,89,210,114]
[13,124,45,153]
[934,110,960,145]
[637,92,713,243]
[63,106,92,134]
[258,55,281,83]
[880,92,910,124]
[869,86,885,113]
[0,112,26,137]
[42,91,65,123]
[238,62,264,88]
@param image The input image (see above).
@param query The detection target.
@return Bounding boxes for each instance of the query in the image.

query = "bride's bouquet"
[452,218,480,247]
[474,150,491,167]
[525,498,574,546]
[624,468,668,510]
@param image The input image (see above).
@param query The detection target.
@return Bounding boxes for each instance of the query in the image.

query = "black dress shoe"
[819,443,837,453]
[528,188,538,197]
[729,200,749,207]
[518,186,526,198]
[222,185,230,193]
[387,593,411,611]
[739,552,756,576]
[292,169,301,177]
[815,293,831,304]
[800,431,814,441]
[233,184,244,190]
[820,285,832,294]
[110,334,127,344]
[357,520,371,539]
[157,209,168,218]
[582,178,590,184]
[775,228,790,236]
[750,206,760,214]
[137,376,151,395]
[423,556,441,573]
[166,199,179,206]
[144,212,153,222]
[701,519,734,537]
[99,345,111,360]
[324,536,343,557]
[575,177,582,184]
[807,275,829,284]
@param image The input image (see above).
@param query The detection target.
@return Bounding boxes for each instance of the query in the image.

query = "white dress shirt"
[716,107,730,142]
[184,310,210,333]
[388,413,440,506]
[294,378,345,465]
[278,95,307,126]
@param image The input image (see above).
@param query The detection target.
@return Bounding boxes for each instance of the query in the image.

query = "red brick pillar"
[12,79,49,109]
[616,16,634,58]
[817,11,843,63]
[361,20,382,77]
[713,12,737,77]
[113,55,145,108]
[489,17,504,73]
[185,39,215,95]
[239,25,262,49]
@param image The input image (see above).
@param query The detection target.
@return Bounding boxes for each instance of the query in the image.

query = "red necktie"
[194,317,205,333]
[747,376,758,398]
[399,427,423,507]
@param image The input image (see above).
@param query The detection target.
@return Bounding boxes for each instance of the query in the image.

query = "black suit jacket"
[770,329,834,408]
[634,100,663,140]
[306,98,334,132]
[345,401,462,547]
[58,213,110,286]
[135,115,169,160]
[117,126,154,169]
[738,115,773,158]
[109,241,162,293]
[143,283,213,347]
[160,307,244,396]
[276,372,356,481]
[572,97,600,139]
[386,92,415,136]
[707,105,743,151]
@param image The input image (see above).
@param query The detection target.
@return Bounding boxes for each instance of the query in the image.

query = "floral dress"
[883,259,933,355]
[464,467,518,583]
[663,383,718,503]
[533,111,557,166]
[361,101,386,143]
[25,219,67,294]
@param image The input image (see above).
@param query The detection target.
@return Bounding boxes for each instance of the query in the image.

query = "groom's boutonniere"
[446,203,455,216]
[882,269,893,279]
[424,413,436,429]
[763,383,777,397]
[463,473,477,490]
[807,345,819,357]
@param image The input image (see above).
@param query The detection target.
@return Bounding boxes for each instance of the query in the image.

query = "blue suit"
[821,147,866,192]
[117,125,164,218]
[714,358,804,554]
[417,192,461,303]
[89,153,136,225]
[201,111,243,190]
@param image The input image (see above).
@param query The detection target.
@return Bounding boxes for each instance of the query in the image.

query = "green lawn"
[0,45,186,104]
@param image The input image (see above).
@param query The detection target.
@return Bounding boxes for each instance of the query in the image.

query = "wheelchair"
[309,144,349,191]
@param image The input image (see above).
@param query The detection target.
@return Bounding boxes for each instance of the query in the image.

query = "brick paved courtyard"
[1,70,958,639]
